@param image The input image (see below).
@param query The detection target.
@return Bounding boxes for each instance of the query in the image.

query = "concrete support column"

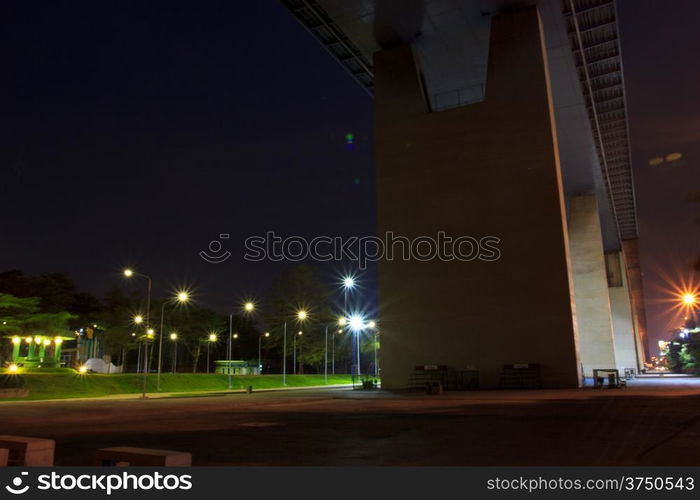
[568,194,617,376]
[375,7,581,388]
[12,339,21,361]
[606,251,640,372]
[54,341,63,362]
[621,239,650,363]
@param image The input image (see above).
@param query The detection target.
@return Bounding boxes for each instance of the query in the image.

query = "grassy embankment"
[0,369,354,401]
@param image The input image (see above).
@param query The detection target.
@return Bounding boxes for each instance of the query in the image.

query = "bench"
[94,447,192,466]
[0,436,55,466]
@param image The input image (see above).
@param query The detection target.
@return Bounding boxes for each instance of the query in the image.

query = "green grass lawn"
[0,370,355,401]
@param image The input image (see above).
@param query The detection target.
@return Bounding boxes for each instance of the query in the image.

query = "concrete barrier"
[94,447,192,466]
[0,436,55,466]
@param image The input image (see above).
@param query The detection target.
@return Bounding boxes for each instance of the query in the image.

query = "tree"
[164,304,227,372]
[263,265,339,374]
[97,287,142,366]
[0,293,74,336]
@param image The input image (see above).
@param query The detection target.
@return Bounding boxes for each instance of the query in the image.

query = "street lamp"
[341,274,357,313]
[124,268,152,398]
[156,290,190,391]
[682,293,697,306]
[282,309,308,385]
[348,313,365,377]
[207,333,217,374]
[294,331,303,374]
[367,320,378,377]
[169,332,178,374]
[229,300,257,389]
[259,332,270,374]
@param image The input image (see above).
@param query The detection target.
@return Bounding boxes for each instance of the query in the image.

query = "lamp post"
[207,333,217,374]
[259,332,270,374]
[123,268,152,343]
[348,314,365,377]
[141,328,155,398]
[367,320,378,377]
[169,332,178,373]
[124,269,152,395]
[157,290,189,391]
[293,331,303,374]
[285,310,308,381]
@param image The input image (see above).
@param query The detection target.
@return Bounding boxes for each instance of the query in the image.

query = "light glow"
[123,268,134,277]
[170,333,178,340]
[342,275,356,290]
[348,314,365,332]
[682,293,696,305]
[133,315,144,325]
[8,363,18,373]
[78,365,88,374]
[209,333,218,342]
[297,310,308,321]
[55,337,63,345]
[244,301,255,312]
[12,336,21,345]
[176,291,190,303]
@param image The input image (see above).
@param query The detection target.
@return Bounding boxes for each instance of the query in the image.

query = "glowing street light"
[123,267,153,398]
[367,320,379,377]
[682,293,697,306]
[348,313,366,377]
[244,301,255,313]
[293,331,303,374]
[297,310,308,321]
[8,363,18,373]
[156,290,191,390]
[133,315,144,325]
[206,333,218,374]
[258,332,270,374]
[167,332,179,374]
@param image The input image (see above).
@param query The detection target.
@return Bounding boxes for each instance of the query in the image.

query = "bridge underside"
[281,0,648,387]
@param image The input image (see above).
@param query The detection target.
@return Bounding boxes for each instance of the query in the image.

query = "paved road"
[2,381,699,466]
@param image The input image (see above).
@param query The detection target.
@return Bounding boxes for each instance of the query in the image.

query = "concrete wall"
[567,194,617,376]
[622,238,650,363]
[375,7,581,388]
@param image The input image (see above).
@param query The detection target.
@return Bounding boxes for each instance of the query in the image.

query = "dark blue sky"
[1,0,375,313]
[1,0,698,346]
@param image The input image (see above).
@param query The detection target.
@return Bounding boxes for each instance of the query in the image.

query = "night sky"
[1,1,698,350]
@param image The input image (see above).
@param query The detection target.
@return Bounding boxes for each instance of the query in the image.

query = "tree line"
[0,266,373,374]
